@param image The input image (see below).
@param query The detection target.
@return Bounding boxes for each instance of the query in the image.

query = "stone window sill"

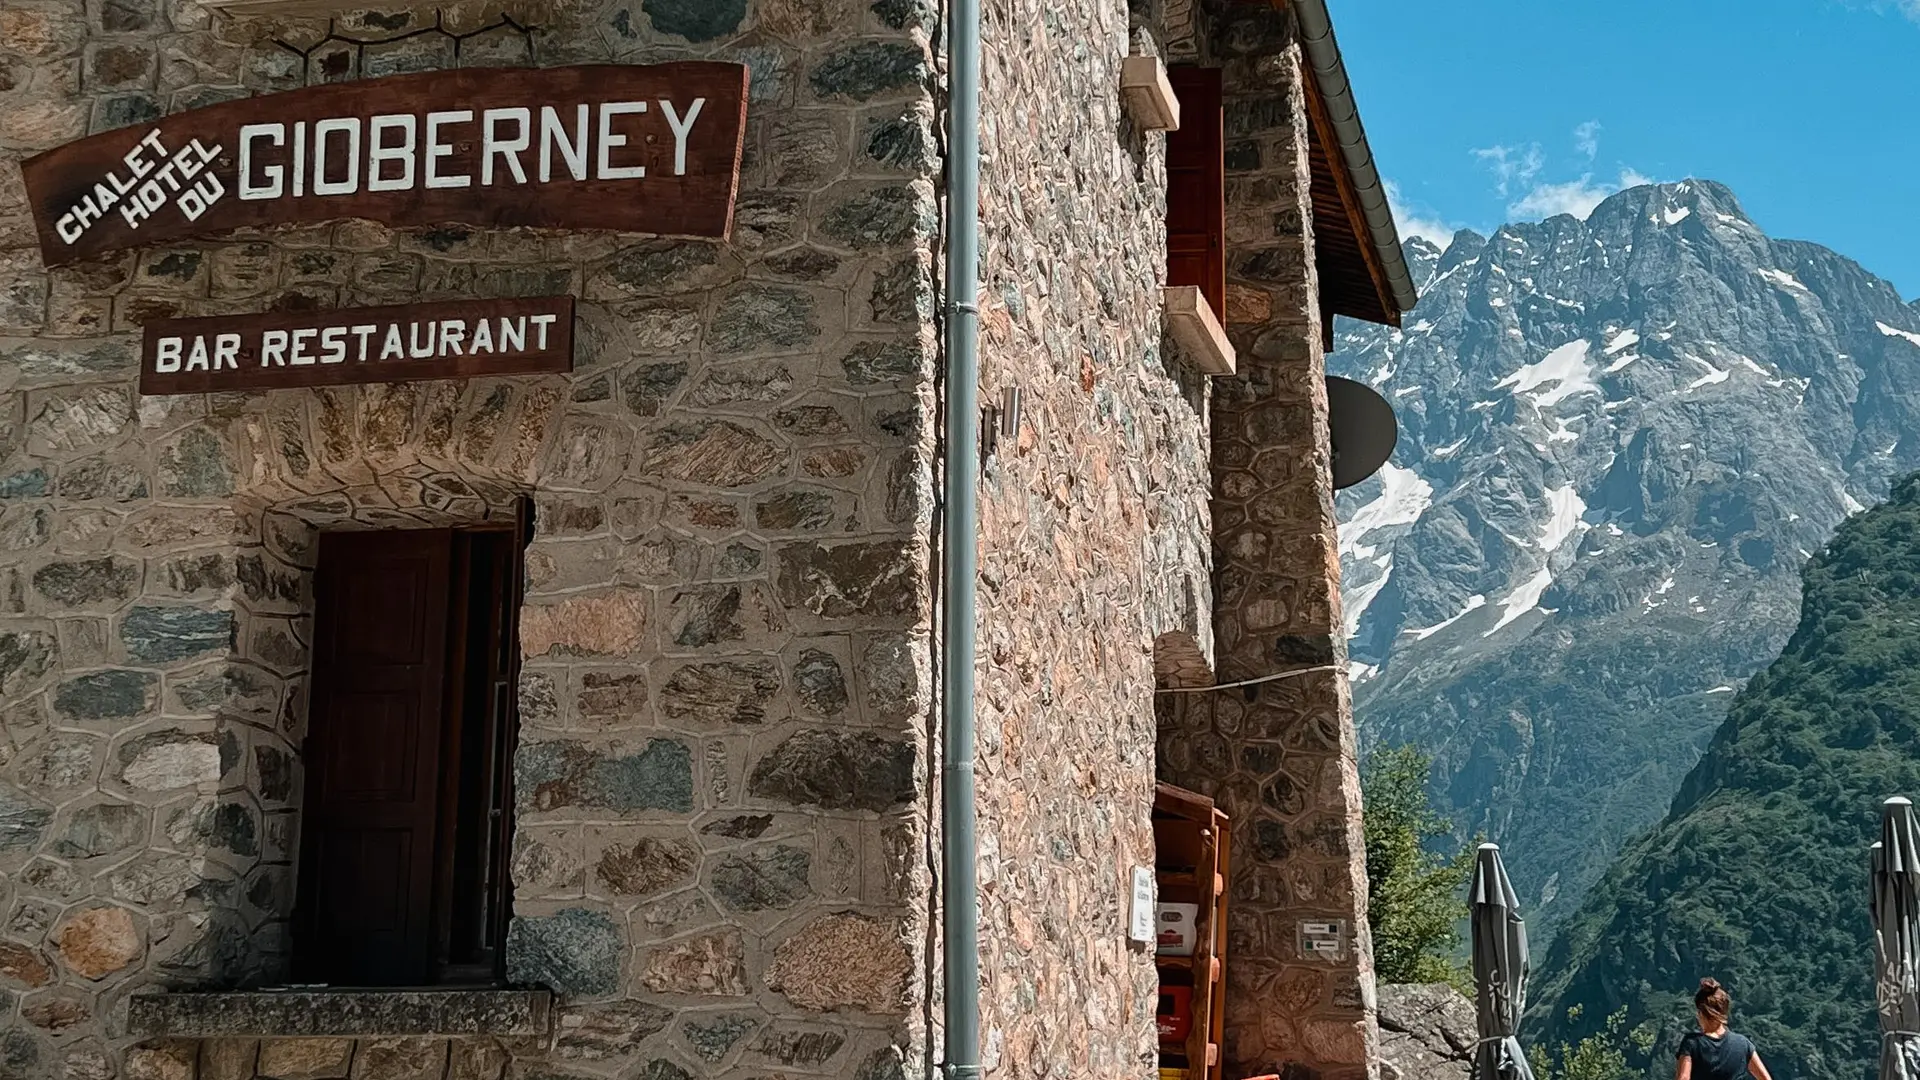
[126,988,552,1039]
[1165,286,1237,376]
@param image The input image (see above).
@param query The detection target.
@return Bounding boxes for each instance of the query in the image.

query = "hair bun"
[1700,978,1722,991]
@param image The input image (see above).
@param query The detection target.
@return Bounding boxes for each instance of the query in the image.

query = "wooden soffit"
[1301,63,1398,328]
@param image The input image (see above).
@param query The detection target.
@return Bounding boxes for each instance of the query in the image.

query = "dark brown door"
[1167,66,1226,319]
[295,528,455,986]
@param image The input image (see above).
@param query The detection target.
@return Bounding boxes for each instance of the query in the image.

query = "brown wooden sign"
[139,296,574,395]
[24,63,747,267]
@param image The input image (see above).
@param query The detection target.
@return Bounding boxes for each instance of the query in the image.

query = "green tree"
[1531,1006,1635,1080]
[1361,744,1476,987]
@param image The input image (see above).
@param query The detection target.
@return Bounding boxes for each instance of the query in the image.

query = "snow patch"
[1604,330,1640,355]
[1342,557,1392,639]
[1540,485,1588,551]
[1756,267,1809,292]
[1347,661,1378,683]
[1483,486,1589,637]
[1707,685,1734,694]
[1486,567,1554,636]
[1685,353,1730,390]
[1877,321,1920,349]
[1497,340,1601,409]
[1603,352,1640,373]
[1408,595,1487,641]
[1431,436,1469,459]
[1339,462,1432,558]
[1662,206,1692,225]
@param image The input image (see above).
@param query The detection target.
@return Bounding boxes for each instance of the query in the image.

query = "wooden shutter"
[294,528,455,986]
[1166,67,1226,319]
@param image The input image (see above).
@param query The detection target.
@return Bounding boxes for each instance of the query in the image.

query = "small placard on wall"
[1129,866,1156,943]
[1298,918,1347,961]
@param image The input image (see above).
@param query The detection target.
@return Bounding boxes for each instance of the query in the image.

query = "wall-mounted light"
[981,386,1023,464]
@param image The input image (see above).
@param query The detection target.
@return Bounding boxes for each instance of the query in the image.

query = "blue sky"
[1335,0,1920,297]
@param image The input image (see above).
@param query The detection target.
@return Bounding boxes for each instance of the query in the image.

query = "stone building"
[0,0,1413,1078]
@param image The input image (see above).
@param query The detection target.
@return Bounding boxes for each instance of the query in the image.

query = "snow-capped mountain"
[1330,179,1920,935]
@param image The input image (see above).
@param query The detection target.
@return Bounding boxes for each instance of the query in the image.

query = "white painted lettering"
[380,324,405,360]
[260,330,289,366]
[368,115,417,192]
[350,324,377,361]
[312,117,362,196]
[153,158,184,194]
[180,172,225,222]
[122,133,158,181]
[501,316,526,353]
[539,105,589,182]
[155,336,183,373]
[660,97,705,176]
[482,107,531,185]
[77,188,107,224]
[409,320,437,358]
[530,312,557,349]
[425,110,473,189]
[438,319,465,356]
[470,318,494,354]
[173,143,205,182]
[320,327,346,364]
[56,212,81,245]
[291,121,306,197]
[239,123,286,200]
[597,101,647,180]
[184,337,210,372]
[289,327,317,365]
[214,333,240,370]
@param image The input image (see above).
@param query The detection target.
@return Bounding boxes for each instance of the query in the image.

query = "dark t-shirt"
[1678,1030,1756,1080]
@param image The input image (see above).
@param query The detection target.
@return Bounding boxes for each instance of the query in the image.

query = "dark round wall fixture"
[1326,375,1398,490]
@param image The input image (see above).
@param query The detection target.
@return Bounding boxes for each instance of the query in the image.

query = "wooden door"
[294,528,455,986]
[1166,67,1226,319]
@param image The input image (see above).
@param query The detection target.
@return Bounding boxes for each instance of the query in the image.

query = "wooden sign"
[23,63,747,267]
[138,296,574,395]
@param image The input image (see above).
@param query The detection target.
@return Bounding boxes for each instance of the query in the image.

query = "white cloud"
[1573,120,1601,160]
[1384,179,1459,250]
[1472,143,1543,197]
[1508,168,1658,222]
[1858,0,1920,19]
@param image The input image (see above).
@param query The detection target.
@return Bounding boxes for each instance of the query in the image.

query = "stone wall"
[1158,4,1380,1080]
[127,1036,529,1080]
[0,1,946,1077]
[967,0,1215,1075]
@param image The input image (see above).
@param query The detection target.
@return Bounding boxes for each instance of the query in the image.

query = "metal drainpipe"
[939,0,982,1073]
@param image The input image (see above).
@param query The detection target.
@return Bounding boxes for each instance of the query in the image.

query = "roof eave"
[1289,0,1421,317]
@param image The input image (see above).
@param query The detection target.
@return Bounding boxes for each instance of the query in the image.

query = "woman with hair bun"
[1675,978,1775,1080]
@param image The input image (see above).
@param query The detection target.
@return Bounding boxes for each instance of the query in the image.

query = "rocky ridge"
[1330,179,1920,936]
